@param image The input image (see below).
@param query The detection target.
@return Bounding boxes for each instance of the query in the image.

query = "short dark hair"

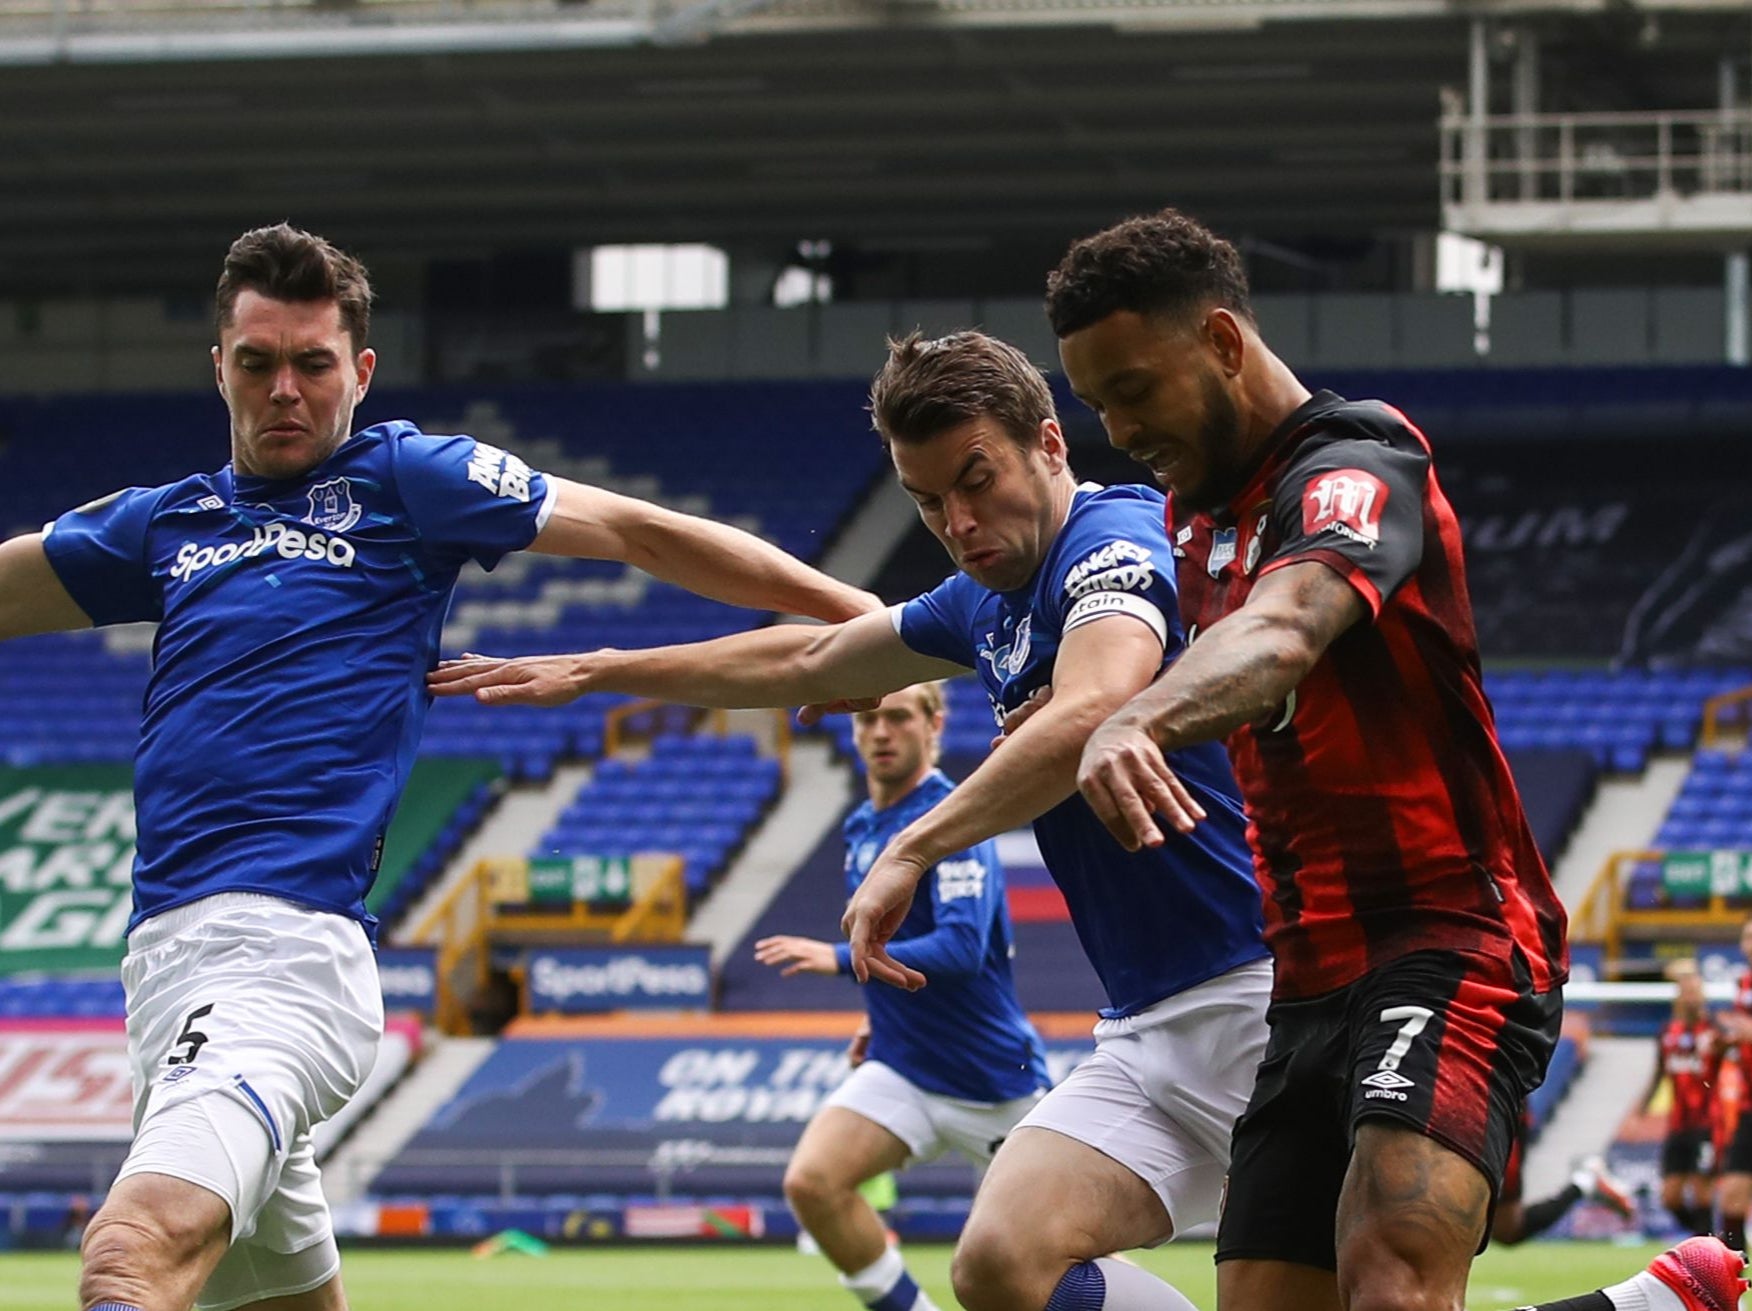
[868,330,1057,450]
[1045,207,1253,338]
[215,223,374,352]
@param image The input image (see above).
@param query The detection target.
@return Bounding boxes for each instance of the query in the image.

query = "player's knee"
[1663,1177,1686,1211]
[782,1159,843,1221]
[79,1204,208,1305]
[950,1221,1050,1311]
[1340,1261,1462,1311]
[1338,1234,1465,1311]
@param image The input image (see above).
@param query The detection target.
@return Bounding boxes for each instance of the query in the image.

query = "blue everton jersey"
[41,421,553,936]
[896,483,1267,1019]
[831,770,1049,1102]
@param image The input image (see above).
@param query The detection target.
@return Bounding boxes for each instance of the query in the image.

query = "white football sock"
[1087,1257,1201,1311]
[1598,1271,1687,1311]
[839,1245,941,1311]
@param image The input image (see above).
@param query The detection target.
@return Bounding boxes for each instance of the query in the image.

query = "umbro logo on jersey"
[170,521,357,582]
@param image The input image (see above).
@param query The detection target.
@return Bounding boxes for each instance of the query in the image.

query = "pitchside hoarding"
[373,1032,1094,1198]
[0,767,136,976]
[523,946,713,1013]
[376,947,439,1016]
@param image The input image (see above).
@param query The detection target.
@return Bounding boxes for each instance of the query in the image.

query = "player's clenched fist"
[1077,714,1206,853]
[840,848,931,992]
[427,651,604,706]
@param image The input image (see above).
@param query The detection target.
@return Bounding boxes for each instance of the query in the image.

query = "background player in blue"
[433,330,1272,1311]
[0,223,877,1311]
[755,682,1049,1311]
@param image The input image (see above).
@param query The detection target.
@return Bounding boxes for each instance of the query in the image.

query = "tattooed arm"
[1077,560,1366,850]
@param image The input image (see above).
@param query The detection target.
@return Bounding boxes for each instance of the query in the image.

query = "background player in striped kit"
[1713,918,1752,1250]
[1642,961,1720,1238]
[756,682,1049,1311]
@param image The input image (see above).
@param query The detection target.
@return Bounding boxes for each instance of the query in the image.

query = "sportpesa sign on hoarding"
[524,947,713,1013]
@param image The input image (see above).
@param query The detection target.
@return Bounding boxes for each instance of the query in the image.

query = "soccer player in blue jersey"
[756,681,1049,1311]
[0,223,877,1311]
[433,329,1272,1311]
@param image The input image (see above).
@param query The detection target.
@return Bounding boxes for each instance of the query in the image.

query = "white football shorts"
[1015,956,1273,1242]
[116,892,383,1311]
[823,1059,1046,1167]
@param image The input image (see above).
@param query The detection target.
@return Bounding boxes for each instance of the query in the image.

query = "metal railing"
[416,854,687,1034]
[1574,846,1752,971]
[1702,682,1752,750]
[1441,109,1752,209]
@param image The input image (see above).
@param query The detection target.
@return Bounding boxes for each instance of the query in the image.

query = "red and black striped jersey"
[1170,391,1569,1001]
[1662,1018,1721,1133]
[1728,968,1752,1079]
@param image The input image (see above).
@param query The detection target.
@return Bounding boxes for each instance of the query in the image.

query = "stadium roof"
[0,5,1745,291]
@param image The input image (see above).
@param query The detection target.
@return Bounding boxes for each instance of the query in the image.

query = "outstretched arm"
[843,615,1173,988]
[1078,560,1366,850]
[531,478,878,623]
[428,607,967,709]
[0,534,94,643]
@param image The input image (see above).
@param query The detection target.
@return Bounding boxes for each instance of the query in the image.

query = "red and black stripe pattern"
[1662,1019,1721,1134]
[1215,948,1560,1269]
[1172,392,1568,1002]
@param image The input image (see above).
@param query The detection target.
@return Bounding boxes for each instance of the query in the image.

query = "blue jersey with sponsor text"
[41,421,553,937]
[832,770,1049,1102]
[896,484,1267,1019]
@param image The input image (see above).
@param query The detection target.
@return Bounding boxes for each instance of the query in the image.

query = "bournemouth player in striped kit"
[1050,206,1746,1311]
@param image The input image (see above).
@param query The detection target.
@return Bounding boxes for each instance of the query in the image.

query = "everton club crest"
[305,478,362,534]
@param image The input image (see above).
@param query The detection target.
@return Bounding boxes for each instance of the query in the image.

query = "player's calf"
[951,1128,1194,1311]
[79,1172,230,1311]
[783,1107,939,1311]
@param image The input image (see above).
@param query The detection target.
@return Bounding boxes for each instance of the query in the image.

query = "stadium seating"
[1655,749,1752,852]
[371,772,499,931]
[536,734,784,898]
[1487,668,1752,772]
[1616,747,1752,910]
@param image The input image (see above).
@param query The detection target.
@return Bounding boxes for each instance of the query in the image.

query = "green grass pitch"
[2,1239,1673,1310]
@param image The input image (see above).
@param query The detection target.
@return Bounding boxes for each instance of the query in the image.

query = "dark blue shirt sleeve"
[884,844,999,980]
[41,487,165,626]
[390,429,555,571]
[895,572,981,667]
[1041,493,1179,653]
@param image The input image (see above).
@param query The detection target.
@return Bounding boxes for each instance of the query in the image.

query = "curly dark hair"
[1045,208,1253,338]
[215,222,374,352]
[868,330,1057,450]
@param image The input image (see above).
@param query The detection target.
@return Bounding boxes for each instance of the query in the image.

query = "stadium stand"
[1656,750,1752,854]
[540,734,784,901]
